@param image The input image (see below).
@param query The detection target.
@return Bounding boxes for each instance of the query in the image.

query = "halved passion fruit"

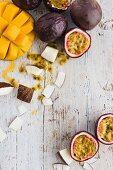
[44,0,71,12]
[96,113,113,145]
[65,28,91,58]
[71,131,99,162]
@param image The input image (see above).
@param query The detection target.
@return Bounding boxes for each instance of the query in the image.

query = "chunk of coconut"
[86,156,99,164]
[0,82,13,96]
[26,65,43,76]
[42,97,53,106]
[9,117,23,131]
[53,164,70,170]
[0,128,7,142]
[55,72,66,88]
[83,162,94,170]
[59,148,73,165]
[18,104,27,115]
[41,46,59,63]
[42,85,55,98]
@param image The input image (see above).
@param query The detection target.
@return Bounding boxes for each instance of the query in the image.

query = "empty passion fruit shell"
[96,113,113,145]
[64,28,91,58]
[71,131,99,162]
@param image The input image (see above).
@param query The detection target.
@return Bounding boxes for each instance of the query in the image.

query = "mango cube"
[21,19,34,34]
[0,17,8,34]
[0,36,10,59]
[17,49,24,58]
[5,43,19,60]
[0,2,10,16]
[2,4,20,23]
[3,24,20,41]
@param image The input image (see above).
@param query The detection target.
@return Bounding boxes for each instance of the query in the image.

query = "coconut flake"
[41,46,59,63]
[53,164,70,170]
[55,72,66,88]
[26,65,43,76]
[86,156,99,164]
[18,104,27,115]
[59,148,73,165]
[9,117,23,131]
[83,162,94,170]
[42,85,55,98]
[0,128,7,142]
[0,82,14,96]
[42,97,53,106]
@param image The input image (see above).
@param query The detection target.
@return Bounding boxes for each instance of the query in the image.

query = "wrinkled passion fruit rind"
[36,13,68,43]
[70,0,102,30]
[12,0,42,10]
[65,28,91,58]
[44,0,71,12]
[96,113,113,145]
[71,131,99,162]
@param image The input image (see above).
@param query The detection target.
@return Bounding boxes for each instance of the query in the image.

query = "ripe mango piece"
[17,49,24,59]
[0,36,10,60]
[21,18,34,34]
[28,31,35,41]
[0,17,8,34]
[11,11,30,27]
[2,3,20,23]
[0,2,10,16]
[5,43,19,60]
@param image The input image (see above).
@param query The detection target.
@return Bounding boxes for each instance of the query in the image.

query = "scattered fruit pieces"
[33,75,43,81]
[19,63,26,73]
[53,164,70,170]
[32,84,43,91]
[17,84,34,103]
[32,109,37,116]
[42,97,53,106]
[18,104,27,115]
[41,46,59,63]
[55,72,66,88]
[42,85,55,98]
[0,127,7,142]
[59,148,73,165]
[0,82,14,96]
[9,117,23,131]
[26,65,43,76]
[38,94,44,101]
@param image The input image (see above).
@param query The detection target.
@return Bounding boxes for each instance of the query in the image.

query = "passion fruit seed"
[33,75,43,81]
[32,84,43,91]
[48,0,69,9]
[19,63,26,74]
[47,64,53,73]
[10,79,19,88]
[67,32,89,55]
[38,94,44,101]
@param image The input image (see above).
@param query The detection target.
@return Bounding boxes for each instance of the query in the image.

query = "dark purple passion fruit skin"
[12,0,42,10]
[96,113,113,145]
[36,13,68,43]
[70,131,99,162]
[64,28,91,58]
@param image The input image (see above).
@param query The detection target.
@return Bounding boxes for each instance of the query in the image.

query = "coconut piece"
[86,156,99,164]
[18,104,27,115]
[17,84,34,103]
[55,72,66,88]
[0,82,14,96]
[41,46,59,63]
[0,128,7,142]
[42,97,53,106]
[59,148,73,165]
[53,164,70,170]
[42,85,55,98]
[26,65,43,76]
[9,117,23,131]
[83,162,94,170]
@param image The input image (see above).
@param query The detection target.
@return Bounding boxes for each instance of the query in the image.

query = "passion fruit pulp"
[64,28,91,58]
[71,131,99,162]
[96,113,113,145]
[44,0,71,12]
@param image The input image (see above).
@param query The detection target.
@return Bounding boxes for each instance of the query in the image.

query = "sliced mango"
[5,43,19,60]
[28,31,35,41]
[0,36,10,59]
[17,49,25,59]
[0,17,8,34]
[0,2,10,16]
[11,11,30,28]
[2,3,20,23]
[21,18,34,34]
[3,24,20,41]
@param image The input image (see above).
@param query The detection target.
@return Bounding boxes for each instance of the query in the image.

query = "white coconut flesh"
[71,132,98,162]
[97,114,113,144]
[65,29,91,58]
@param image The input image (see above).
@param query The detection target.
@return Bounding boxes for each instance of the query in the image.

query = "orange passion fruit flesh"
[73,135,96,161]
[48,0,69,9]
[67,32,90,56]
[98,117,113,142]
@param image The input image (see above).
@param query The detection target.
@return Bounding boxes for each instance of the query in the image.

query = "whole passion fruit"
[70,0,102,30]
[96,113,113,145]
[44,0,71,12]
[12,0,42,10]
[65,28,91,58]
[36,13,68,43]
[71,131,99,162]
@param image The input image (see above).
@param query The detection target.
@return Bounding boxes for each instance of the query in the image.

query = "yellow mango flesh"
[0,2,35,60]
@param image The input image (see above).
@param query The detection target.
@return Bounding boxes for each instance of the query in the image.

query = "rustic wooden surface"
[0,0,113,170]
